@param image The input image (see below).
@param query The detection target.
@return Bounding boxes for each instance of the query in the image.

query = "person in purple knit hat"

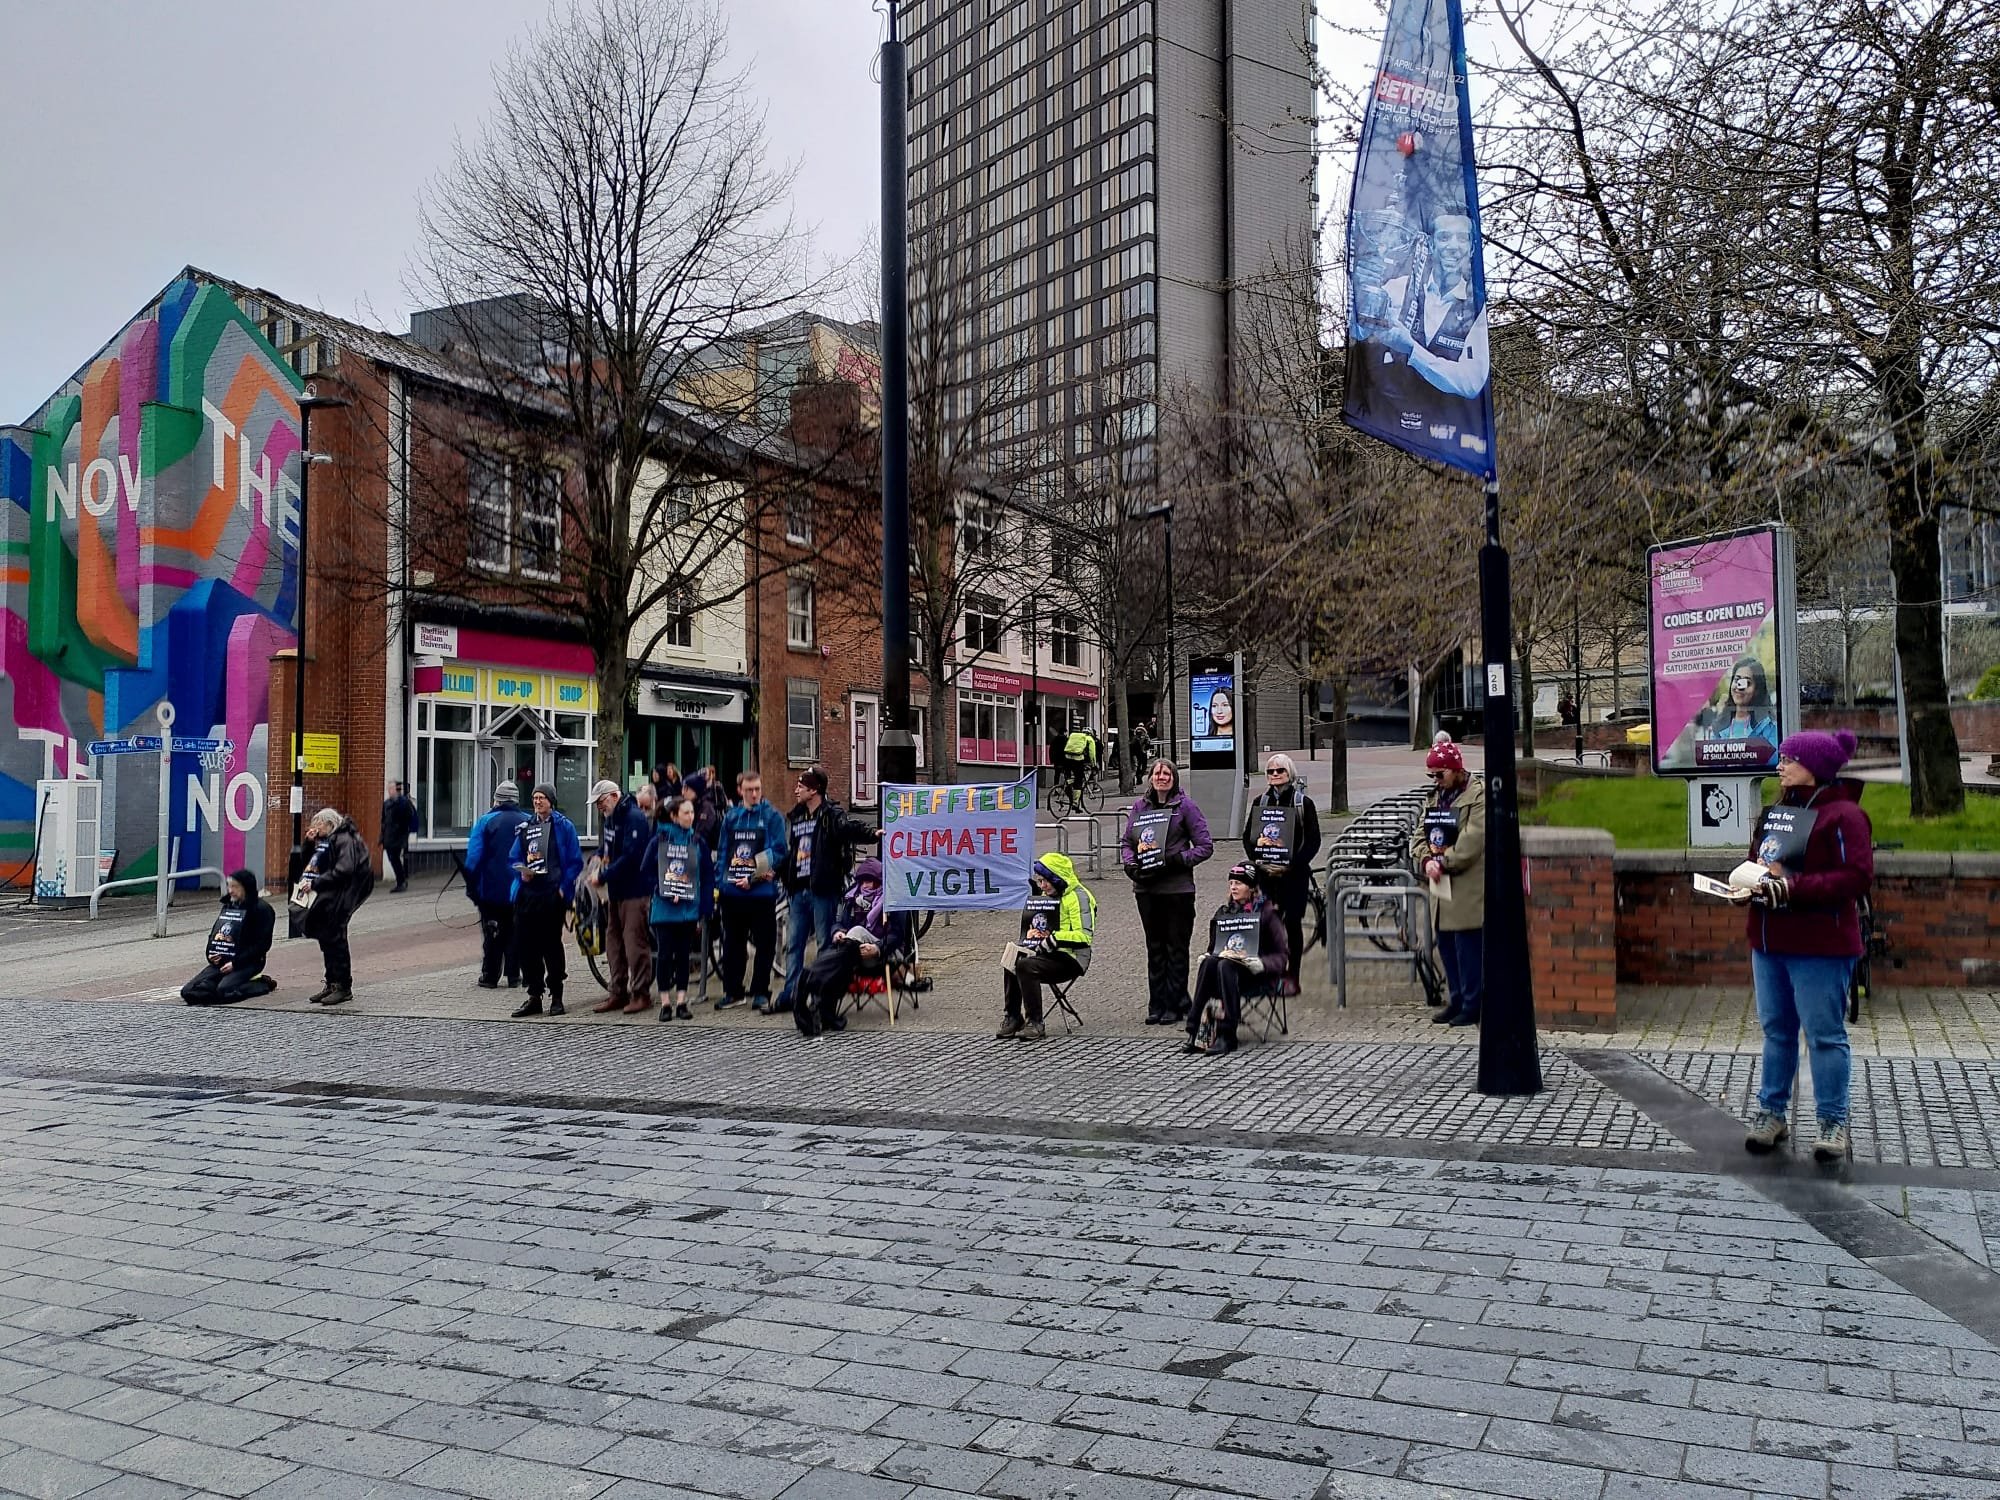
[1741,728,1873,1163]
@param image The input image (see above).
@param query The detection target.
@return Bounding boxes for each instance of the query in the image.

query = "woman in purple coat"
[1119,759,1214,1025]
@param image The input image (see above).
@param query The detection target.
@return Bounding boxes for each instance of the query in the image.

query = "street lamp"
[876,4,918,787]
[1140,502,1175,761]
[288,385,349,889]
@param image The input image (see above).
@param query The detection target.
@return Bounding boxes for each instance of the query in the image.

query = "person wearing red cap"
[1740,729,1872,1163]
[1410,733,1485,1027]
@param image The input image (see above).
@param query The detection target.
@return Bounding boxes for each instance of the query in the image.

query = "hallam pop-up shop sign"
[1647,524,1799,777]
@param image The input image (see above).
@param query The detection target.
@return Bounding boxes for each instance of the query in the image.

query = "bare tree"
[408,0,827,780]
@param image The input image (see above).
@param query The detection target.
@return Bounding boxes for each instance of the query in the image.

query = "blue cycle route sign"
[88,737,164,757]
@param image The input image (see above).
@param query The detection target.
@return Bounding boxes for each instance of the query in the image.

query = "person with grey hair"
[591,779,657,1014]
[1240,753,1322,994]
[293,807,373,1006]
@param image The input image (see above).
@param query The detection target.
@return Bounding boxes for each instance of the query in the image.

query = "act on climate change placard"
[880,776,1037,912]
[1648,526,1798,776]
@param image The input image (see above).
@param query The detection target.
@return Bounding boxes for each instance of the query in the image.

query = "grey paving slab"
[0,1080,1992,1500]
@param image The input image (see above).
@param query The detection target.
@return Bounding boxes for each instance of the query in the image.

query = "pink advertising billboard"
[1647,525,1797,776]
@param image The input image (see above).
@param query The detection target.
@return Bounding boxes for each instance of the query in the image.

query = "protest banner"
[880,776,1036,911]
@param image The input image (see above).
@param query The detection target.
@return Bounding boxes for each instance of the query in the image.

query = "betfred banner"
[880,776,1036,911]
[1342,0,1496,479]
[1648,526,1797,776]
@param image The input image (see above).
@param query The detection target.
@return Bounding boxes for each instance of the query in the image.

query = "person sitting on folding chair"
[998,852,1095,1041]
[1184,863,1288,1056]
[796,858,905,1038]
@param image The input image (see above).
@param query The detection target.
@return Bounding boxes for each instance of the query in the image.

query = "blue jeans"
[1752,949,1854,1125]
[1436,928,1484,1017]
[776,890,840,1006]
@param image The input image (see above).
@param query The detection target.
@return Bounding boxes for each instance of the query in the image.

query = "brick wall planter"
[1521,827,1619,1032]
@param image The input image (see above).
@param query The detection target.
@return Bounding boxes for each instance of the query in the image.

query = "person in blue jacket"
[590,780,658,1015]
[714,769,788,1011]
[464,781,529,990]
[644,793,714,1022]
[508,784,583,1018]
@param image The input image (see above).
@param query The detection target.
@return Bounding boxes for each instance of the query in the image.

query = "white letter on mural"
[225,774,265,833]
[241,453,273,523]
[46,463,78,523]
[202,399,237,488]
[119,453,144,512]
[81,458,119,519]
[187,774,219,833]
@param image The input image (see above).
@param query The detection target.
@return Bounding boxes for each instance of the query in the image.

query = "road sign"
[88,739,146,757]
[169,736,235,755]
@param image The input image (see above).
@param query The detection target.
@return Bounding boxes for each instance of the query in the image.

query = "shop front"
[1033,677,1100,767]
[957,669,1025,769]
[629,670,754,789]
[410,622,600,844]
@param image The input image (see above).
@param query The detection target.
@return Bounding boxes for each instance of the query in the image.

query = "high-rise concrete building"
[901,0,1317,497]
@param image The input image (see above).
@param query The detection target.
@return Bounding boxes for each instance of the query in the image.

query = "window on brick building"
[964,593,1006,654]
[660,581,695,650]
[467,450,563,581]
[518,465,562,581]
[784,491,814,547]
[787,680,820,763]
[468,453,511,573]
[786,577,816,649]
[1050,612,1083,668]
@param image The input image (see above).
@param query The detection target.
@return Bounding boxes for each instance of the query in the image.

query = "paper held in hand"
[1692,873,1752,903]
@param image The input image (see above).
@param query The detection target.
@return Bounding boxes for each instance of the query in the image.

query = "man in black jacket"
[381,780,418,893]
[182,870,277,1005]
[771,767,877,1015]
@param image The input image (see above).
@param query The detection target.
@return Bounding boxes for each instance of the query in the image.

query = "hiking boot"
[592,996,623,1014]
[306,984,332,1005]
[996,1017,1026,1040]
[1812,1120,1850,1164]
[511,998,543,1019]
[1021,1022,1046,1041]
[1744,1111,1789,1154]
[319,985,352,1007]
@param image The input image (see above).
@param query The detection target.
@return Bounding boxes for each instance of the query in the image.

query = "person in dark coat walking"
[1118,759,1214,1025]
[464,782,529,989]
[296,809,373,1006]
[1183,864,1288,1056]
[380,780,418,892]
[182,870,277,1005]
[1240,753,1322,993]
[1740,730,1874,1164]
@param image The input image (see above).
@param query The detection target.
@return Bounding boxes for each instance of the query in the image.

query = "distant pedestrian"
[715,771,788,1011]
[464,782,528,991]
[1119,759,1213,1025]
[295,808,373,1007]
[509,784,583,1018]
[591,780,657,1015]
[645,795,713,1021]
[650,761,682,804]
[1241,753,1321,994]
[380,780,418,893]
[682,770,723,849]
[1742,730,1872,1163]
[1413,734,1485,1027]
[182,870,277,1006]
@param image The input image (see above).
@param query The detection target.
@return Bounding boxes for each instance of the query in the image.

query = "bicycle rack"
[1036,816,1104,878]
[1326,865,1433,1008]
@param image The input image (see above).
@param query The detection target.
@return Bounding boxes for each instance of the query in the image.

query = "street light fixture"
[1139,502,1175,761]
[289,384,349,891]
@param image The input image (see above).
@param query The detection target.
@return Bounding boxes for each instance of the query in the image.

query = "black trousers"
[720,895,778,1001]
[653,921,699,994]
[317,921,353,986]
[1260,877,1309,984]
[1005,949,1082,1024]
[477,901,519,983]
[1188,955,1266,1051]
[182,965,265,1006]
[385,843,409,887]
[516,897,568,1001]
[798,942,871,1033]
[1134,890,1196,1018]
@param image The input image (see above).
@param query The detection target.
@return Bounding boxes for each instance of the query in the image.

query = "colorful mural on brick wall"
[0,277,302,887]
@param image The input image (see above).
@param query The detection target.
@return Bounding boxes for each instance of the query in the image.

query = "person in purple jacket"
[1119,759,1215,1025]
[1182,863,1289,1056]
[1741,729,1874,1163]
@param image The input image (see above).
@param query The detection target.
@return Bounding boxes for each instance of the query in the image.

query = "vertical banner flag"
[880,776,1037,911]
[1343,0,1497,478]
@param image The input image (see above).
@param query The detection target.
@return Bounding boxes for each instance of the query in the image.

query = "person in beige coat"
[1410,733,1485,1026]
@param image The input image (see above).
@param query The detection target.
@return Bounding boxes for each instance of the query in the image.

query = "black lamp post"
[288,385,349,888]
[877,4,917,787]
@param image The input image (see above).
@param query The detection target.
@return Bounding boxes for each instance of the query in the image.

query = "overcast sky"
[0,1,1371,423]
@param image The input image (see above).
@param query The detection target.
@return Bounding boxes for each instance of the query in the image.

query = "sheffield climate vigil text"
[880,777,1037,912]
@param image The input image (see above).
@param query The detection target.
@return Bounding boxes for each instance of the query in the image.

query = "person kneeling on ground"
[796,858,904,1038]
[999,853,1096,1041]
[1184,863,1288,1056]
[645,794,714,1023]
[182,870,277,1006]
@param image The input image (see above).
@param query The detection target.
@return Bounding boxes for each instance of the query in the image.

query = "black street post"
[1477,479,1543,1096]
[1572,588,1585,764]
[288,386,347,890]
[876,6,917,788]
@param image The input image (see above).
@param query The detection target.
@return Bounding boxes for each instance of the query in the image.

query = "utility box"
[33,779,104,904]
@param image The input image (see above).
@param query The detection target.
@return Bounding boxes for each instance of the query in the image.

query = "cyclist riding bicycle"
[1059,725,1100,795]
